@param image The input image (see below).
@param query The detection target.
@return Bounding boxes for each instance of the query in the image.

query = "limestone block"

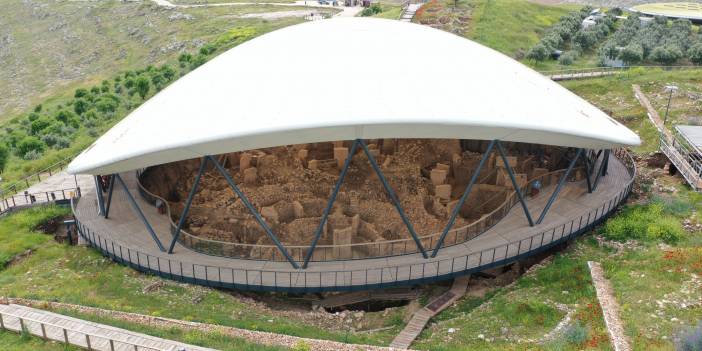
[333,226,353,259]
[333,140,345,148]
[243,167,257,185]
[435,184,452,201]
[381,139,395,155]
[261,206,278,224]
[496,156,518,169]
[351,214,360,235]
[297,149,309,161]
[292,200,304,218]
[240,153,252,171]
[334,147,349,168]
[431,168,448,185]
[308,159,320,170]
[436,163,450,171]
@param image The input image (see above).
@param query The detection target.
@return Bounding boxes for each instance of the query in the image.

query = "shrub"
[16,136,45,158]
[688,43,702,65]
[650,46,683,65]
[30,117,51,135]
[74,98,89,115]
[22,150,42,160]
[0,144,8,172]
[601,203,685,244]
[360,3,382,16]
[564,321,589,345]
[559,51,578,65]
[291,341,311,351]
[74,88,89,98]
[678,322,702,351]
[526,43,549,62]
[619,44,643,65]
[135,76,150,100]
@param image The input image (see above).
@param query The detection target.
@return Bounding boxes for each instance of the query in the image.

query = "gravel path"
[587,261,631,351]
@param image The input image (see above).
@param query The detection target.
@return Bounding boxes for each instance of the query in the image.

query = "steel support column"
[168,157,208,254]
[207,155,300,269]
[583,151,593,194]
[302,140,360,268]
[114,174,166,252]
[104,175,115,219]
[430,140,496,257]
[359,139,429,259]
[592,149,609,191]
[536,148,582,225]
[495,141,534,227]
[602,149,610,176]
[94,175,105,216]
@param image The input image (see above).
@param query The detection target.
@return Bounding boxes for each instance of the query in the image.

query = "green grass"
[468,0,575,58]
[0,208,399,348]
[0,0,306,119]
[0,329,81,351]
[0,205,69,267]
[560,68,702,153]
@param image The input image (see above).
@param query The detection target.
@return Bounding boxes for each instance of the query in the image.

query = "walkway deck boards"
[0,303,214,351]
[73,154,631,291]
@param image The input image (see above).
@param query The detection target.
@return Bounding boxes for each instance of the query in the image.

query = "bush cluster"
[360,3,382,17]
[0,27,253,173]
[600,203,684,244]
[526,6,597,62]
[599,17,700,65]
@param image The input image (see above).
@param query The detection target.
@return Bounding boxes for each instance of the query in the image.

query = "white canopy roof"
[68,18,640,175]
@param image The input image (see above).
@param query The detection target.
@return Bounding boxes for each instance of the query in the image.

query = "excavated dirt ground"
[141,139,570,252]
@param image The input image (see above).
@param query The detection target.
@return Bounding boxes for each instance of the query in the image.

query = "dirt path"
[2,297,402,351]
[150,0,363,17]
[587,261,631,351]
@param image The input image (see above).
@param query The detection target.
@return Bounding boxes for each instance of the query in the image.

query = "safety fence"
[72,150,635,292]
[0,187,81,216]
[0,308,161,351]
[135,159,593,262]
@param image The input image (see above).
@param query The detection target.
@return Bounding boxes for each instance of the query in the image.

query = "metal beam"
[593,149,609,191]
[602,149,610,176]
[430,139,496,257]
[207,155,300,269]
[114,174,166,252]
[583,151,593,194]
[536,148,582,225]
[359,139,429,259]
[495,141,534,227]
[168,157,208,254]
[302,140,360,268]
[104,175,115,219]
[94,175,105,216]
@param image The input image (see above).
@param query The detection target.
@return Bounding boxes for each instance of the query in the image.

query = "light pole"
[662,85,678,127]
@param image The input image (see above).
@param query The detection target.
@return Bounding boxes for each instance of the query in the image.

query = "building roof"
[68,18,640,175]
[675,125,702,155]
[630,2,702,22]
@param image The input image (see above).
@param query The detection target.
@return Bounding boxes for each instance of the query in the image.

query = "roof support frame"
[168,157,208,254]
[302,140,360,269]
[359,139,429,259]
[495,140,535,227]
[104,175,115,219]
[94,175,105,216]
[536,148,583,225]
[430,139,496,257]
[113,173,166,252]
[207,155,300,269]
[592,149,609,192]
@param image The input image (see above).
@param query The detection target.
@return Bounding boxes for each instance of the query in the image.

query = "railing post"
[63,328,69,343]
[86,334,92,350]
[41,323,47,339]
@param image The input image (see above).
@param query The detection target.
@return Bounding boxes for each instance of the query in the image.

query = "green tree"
[0,144,8,173]
[650,46,683,65]
[619,44,643,65]
[688,43,702,64]
[526,43,549,62]
[74,98,89,115]
[135,76,150,100]
[16,136,45,157]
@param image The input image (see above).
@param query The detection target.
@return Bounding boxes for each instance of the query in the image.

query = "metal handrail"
[539,65,702,76]
[72,148,635,292]
[0,309,161,351]
[0,187,80,215]
[135,163,577,262]
[0,155,76,197]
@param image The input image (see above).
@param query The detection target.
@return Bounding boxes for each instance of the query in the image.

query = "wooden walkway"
[0,303,214,351]
[389,276,469,349]
[633,84,702,190]
[72,152,633,292]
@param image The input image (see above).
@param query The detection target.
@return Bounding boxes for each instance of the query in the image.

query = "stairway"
[0,303,214,351]
[400,3,421,22]
[389,276,470,350]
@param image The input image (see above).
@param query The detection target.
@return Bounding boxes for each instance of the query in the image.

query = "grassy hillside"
[413,0,575,58]
[0,0,311,119]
